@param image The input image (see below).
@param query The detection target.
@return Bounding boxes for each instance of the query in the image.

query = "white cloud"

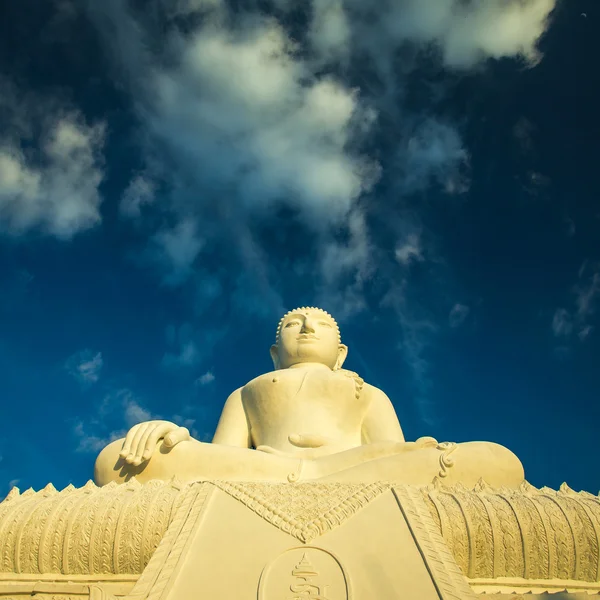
[65,350,103,385]
[195,371,215,385]
[0,82,105,239]
[151,219,204,286]
[552,308,573,338]
[449,304,470,328]
[72,387,157,453]
[163,340,201,369]
[575,269,600,319]
[73,421,125,454]
[359,0,555,70]
[84,0,556,384]
[552,263,600,344]
[381,283,438,425]
[397,119,470,195]
[86,0,556,284]
[395,233,424,266]
[123,399,153,428]
[308,0,351,67]
[120,174,156,218]
[162,323,203,369]
[143,21,376,222]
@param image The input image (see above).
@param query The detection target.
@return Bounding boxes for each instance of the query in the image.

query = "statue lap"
[95,437,523,488]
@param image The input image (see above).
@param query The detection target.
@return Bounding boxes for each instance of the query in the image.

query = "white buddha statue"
[94,307,524,487]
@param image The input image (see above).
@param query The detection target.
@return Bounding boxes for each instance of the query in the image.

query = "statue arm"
[211,387,253,448]
[361,384,405,444]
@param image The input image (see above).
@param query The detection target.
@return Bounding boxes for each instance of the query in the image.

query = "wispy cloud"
[449,303,470,328]
[73,421,125,454]
[195,371,215,386]
[0,80,105,239]
[81,0,556,391]
[120,173,156,218]
[73,387,156,453]
[162,323,203,369]
[381,281,439,426]
[395,233,424,266]
[552,262,600,344]
[65,350,104,385]
[86,0,555,288]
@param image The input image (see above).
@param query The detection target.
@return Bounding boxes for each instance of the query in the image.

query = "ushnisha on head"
[270,306,348,371]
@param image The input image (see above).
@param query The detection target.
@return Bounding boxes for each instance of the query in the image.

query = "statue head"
[270,307,348,371]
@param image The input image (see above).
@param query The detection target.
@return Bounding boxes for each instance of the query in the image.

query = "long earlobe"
[335,344,348,370]
[269,344,280,369]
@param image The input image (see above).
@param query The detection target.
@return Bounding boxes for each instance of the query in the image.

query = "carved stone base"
[1,480,600,599]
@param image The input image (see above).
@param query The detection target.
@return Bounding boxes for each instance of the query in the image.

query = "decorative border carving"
[421,480,600,585]
[466,576,600,595]
[393,485,478,600]
[213,481,390,543]
[0,480,188,575]
[125,482,213,600]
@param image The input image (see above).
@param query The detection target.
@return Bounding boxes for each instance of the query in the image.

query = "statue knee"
[94,439,126,486]
[456,441,524,488]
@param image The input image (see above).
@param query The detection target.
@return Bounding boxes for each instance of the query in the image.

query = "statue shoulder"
[360,381,392,401]
[242,370,279,390]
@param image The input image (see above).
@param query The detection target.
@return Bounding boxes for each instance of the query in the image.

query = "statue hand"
[119,420,191,466]
[288,433,335,448]
[415,436,439,448]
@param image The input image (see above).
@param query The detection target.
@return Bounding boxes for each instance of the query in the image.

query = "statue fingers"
[163,426,190,448]
[119,423,143,459]
[133,422,166,465]
[141,422,177,461]
[126,423,152,464]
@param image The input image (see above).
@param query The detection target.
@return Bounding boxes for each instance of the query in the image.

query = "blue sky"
[0,0,598,496]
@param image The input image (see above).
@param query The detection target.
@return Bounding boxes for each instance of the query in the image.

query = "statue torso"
[241,367,369,457]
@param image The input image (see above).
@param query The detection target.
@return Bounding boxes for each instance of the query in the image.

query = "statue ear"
[270,344,280,369]
[334,344,348,370]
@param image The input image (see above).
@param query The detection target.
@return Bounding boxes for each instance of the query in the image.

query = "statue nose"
[301,318,316,333]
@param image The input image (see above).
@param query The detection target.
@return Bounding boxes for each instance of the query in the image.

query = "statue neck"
[285,362,333,371]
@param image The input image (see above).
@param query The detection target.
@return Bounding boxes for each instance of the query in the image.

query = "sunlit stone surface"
[94,306,524,488]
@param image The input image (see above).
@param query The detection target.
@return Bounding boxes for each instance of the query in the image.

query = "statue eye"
[318,321,332,327]
[285,321,300,328]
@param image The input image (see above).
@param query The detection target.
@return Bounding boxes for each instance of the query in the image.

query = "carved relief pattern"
[95,484,127,575]
[561,494,597,582]
[128,482,213,600]
[536,494,575,579]
[431,487,470,574]
[421,481,600,583]
[454,488,494,578]
[393,485,478,600]
[338,369,364,400]
[0,479,187,575]
[487,492,524,577]
[17,484,59,573]
[503,489,549,579]
[214,481,390,543]
[577,491,600,581]
[0,489,42,572]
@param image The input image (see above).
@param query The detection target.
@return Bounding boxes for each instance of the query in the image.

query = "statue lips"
[297,334,318,342]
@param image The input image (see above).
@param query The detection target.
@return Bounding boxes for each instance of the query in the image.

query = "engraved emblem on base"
[258,547,350,600]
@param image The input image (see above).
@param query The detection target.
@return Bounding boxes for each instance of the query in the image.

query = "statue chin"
[94,306,525,489]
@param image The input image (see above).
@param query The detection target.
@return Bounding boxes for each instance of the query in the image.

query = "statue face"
[271,309,347,370]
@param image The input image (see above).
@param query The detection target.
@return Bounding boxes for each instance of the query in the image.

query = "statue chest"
[241,369,367,428]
